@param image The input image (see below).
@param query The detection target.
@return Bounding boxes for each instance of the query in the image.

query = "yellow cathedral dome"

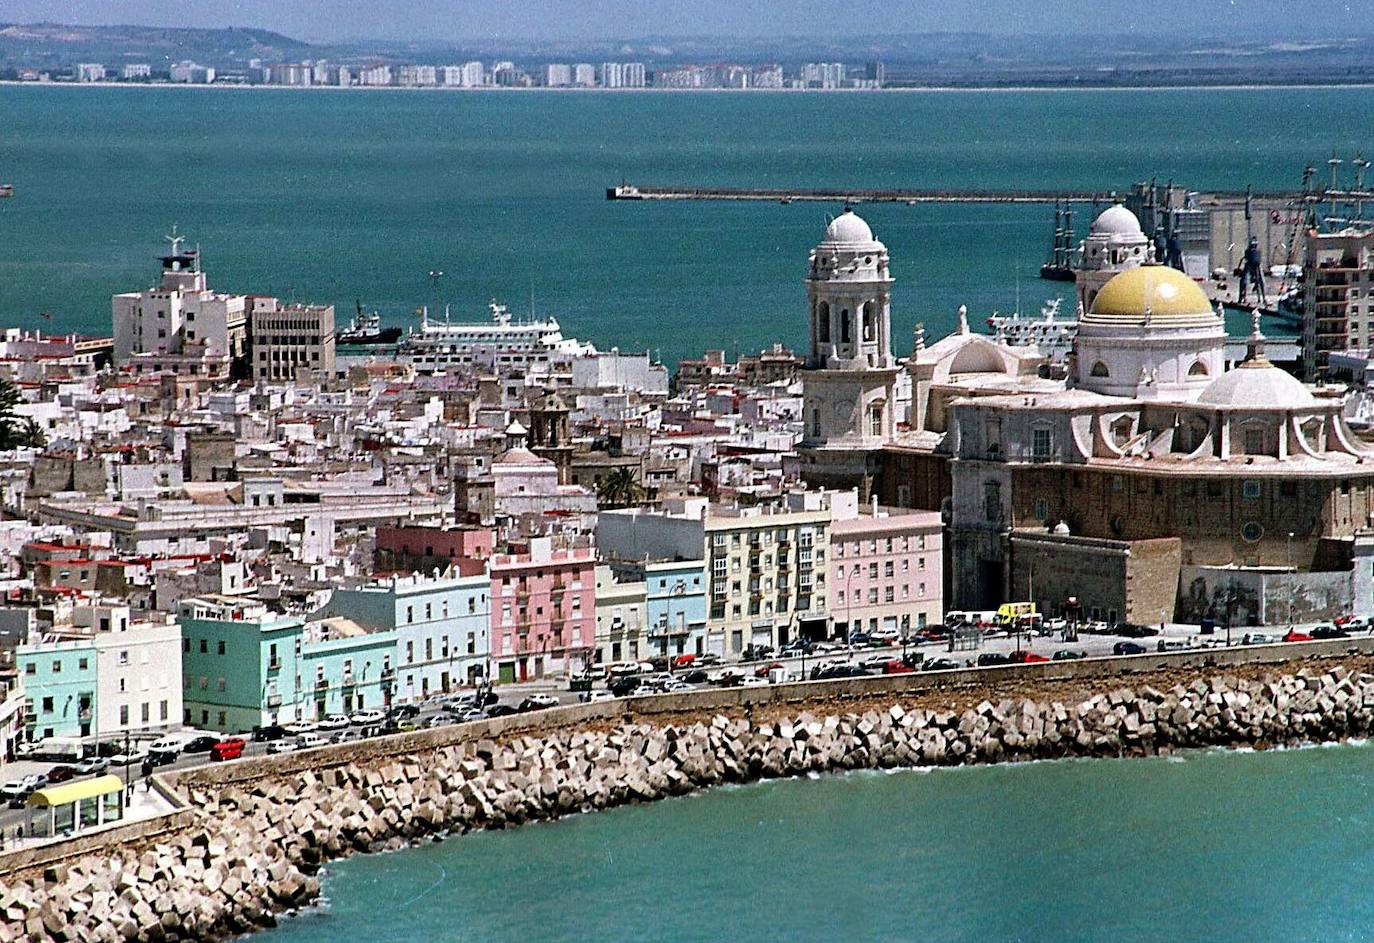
[1085,266,1218,328]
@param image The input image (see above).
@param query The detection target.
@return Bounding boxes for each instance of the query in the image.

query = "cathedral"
[799,206,1374,628]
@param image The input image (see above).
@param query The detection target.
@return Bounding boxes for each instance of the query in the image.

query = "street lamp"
[1287,532,1295,628]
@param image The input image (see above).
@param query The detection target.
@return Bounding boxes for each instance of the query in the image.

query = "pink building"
[829,507,943,639]
[374,525,494,576]
[489,537,596,682]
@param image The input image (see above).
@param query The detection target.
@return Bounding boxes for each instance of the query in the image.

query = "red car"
[1008,650,1050,664]
[46,764,77,784]
[1282,629,1313,643]
[210,737,246,761]
[754,661,786,678]
[671,654,696,669]
[881,660,916,675]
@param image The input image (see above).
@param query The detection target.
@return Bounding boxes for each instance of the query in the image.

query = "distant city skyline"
[3,0,1368,44]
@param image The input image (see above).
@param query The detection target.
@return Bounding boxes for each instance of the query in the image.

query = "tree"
[0,377,23,450]
[597,466,643,509]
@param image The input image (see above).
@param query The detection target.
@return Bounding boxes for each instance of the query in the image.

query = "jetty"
[606,182,1298,204]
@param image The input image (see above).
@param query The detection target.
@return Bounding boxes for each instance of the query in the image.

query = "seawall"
[5,639,1374,941]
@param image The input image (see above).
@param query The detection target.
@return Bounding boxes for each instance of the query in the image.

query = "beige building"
[248,298,336,383]
[1302,227,1374,381]
[593,565,646,665]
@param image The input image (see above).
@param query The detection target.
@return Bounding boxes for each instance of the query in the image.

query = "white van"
[149,735,185,754]
[295,732,326,750]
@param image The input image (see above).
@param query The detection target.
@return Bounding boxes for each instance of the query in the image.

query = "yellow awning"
[27,775,123,808]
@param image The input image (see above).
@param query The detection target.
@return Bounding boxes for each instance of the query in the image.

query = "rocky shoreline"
[6,660,1374,942]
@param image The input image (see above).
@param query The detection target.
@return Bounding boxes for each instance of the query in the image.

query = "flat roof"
[28,774,122,807]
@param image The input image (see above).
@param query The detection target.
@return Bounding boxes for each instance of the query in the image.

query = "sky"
[1,0,1365,43]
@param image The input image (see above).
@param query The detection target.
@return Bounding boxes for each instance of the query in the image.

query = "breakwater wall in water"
[7,645,1374,942]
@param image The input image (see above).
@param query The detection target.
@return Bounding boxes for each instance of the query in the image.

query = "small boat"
[337,303,401,345]
[0,184,13,198]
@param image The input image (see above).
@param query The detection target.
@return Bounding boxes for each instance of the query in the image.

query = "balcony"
[315,677,329,691]
[266,693,282,708]
[380,666,395,681]
[341,674,356,688]
[78,707,93,723]
[267,657,282,672]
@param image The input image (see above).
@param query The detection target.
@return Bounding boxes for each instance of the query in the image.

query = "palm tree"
[17,417,45,449]
[597,466,643,509]
[0,377,22,450]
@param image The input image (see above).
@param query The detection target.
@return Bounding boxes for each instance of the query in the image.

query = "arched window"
[1090,361,1110,378]
[1187,360,1209,377]
[869,404,884,437]
[817,302,830,343]
[811,408,821,438]
[862,301,875,342]
[840,309,851,343]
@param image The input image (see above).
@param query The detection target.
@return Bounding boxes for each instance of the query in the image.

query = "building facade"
[248,298,336,383]
[488,539,596,682]
[829,507,943,638]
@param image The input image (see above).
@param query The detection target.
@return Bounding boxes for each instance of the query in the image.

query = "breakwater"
[6,651,1374,943]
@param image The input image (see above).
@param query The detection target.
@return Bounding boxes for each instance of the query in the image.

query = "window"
[119,705,129,726]
[1090,361,1110,378]
[1243,480,1261,499]
[199,639,208,654]
[869,404,883,437]
[1244,428,1264,455]
[52,660,61,674]
[1188,360,1209,377]
[840,309,851,343]
[862,301,875,342]
[1032,428,1052,459]
[217,640,226,656]
[216,678,225,692]
[141,702,150,724]
[817,301,830,342]
[118,651,129,667]
[78,657,88,671]
[41,696,53,712]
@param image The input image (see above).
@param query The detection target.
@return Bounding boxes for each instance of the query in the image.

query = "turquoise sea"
[257,742,1374,943]
[0,85,1367,363]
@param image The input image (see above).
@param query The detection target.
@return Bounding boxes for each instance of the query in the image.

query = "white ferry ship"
[986,299,1077,366]
[398,302,594,375]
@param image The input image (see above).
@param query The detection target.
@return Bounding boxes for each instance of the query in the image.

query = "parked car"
[285,721,319,735]
[210,738,246,762]
[388,704,421,720]
[267,739,298,755]
[861,654,896,670]
[485,704,519,717]
[1113,623,1160,638]
[296,733,326,749]
[146,748,178,768]
[671,654,696,669]
[427,714,456,728]
[318,714,351,730]
[881,660,916,675]
[252,724,290,742]
[976,652,1012,667]
[1156,638,1193,652]
[519,694,560,711]
[351,709,386,725]
[1310,624,1349,640]
[45,764,77,784]
[581,689,617,703]
[0,780,28,803]
[181,736,219,754]
[1007,650,1049,664]
[457,708,488,722]
[740,675,770,687]
[610,676,643,697]
[1113,641,1148,656]
[1052,649,1087,661]
[109,747,148,767]
[754,661,786,678]
[695,653,722,666]
[73,756,109,775]
[682,669,710,684]
[330,730,361,745]
[1283,629,1314,643]
[1242,633,1274,646]
[921,657,960,672]
[811,664,871,681]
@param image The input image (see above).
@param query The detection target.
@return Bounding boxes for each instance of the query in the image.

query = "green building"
[178,595,397,733]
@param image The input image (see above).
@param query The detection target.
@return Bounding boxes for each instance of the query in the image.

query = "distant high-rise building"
[168,61,215,84]
[865,61,885,87]
[120,64,151,80]
[462,61,485,87]
[543,63,573,87]
[75,63,106,83]
[397,65,437,87]
[752,64,784,89]
[573,63,596,87]
[801,62,846,89]
[623,62,647,88]
[599,62,623,88]
[357,64,392,86]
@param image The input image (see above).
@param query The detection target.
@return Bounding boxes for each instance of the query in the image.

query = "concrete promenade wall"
[5,637,1374,942]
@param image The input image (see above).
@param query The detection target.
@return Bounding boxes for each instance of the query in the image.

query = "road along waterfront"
[6,645,1374,941]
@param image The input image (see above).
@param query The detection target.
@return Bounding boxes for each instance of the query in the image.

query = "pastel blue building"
[318,572,490,702]
[17,640,97,740]
[644,560,707,656]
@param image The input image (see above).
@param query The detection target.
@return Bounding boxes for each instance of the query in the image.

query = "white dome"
[1196,363,1316,410]
[1090,204,1143,237]
[823,209,876,245]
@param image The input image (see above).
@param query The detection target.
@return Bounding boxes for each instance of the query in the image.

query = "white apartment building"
[88,607,183,737]
[623,63,647,87]
[76,63,106,82]
[544,64,573,87]
[111,241,247,370]
[599,62,623,88]
[248,297,337,382]
[121,64,151,80]
[573,63,596,87]
[357,64,393,86]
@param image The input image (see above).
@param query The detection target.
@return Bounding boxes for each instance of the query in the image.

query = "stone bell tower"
[799,207,900,492]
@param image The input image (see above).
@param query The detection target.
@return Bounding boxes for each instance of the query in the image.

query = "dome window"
[1090,361,1110,378]
[1187,360,1209,377]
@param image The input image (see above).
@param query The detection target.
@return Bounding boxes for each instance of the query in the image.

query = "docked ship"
[397,301,593,375]
[1039,202,1077,281]
[337,305,402,346]
[987,299,1077,366]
